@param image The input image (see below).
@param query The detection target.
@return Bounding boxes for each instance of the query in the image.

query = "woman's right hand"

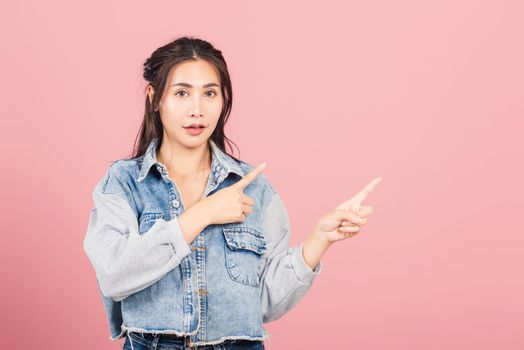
[198,163,267,225]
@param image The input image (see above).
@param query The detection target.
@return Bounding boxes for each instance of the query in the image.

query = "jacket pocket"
[223,224,268,287]
[138,212,164,235]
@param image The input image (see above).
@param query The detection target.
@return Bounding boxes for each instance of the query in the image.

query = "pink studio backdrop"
[1,1,523,349]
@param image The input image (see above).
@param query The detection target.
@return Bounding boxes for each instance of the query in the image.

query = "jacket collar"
[137,137,245,183]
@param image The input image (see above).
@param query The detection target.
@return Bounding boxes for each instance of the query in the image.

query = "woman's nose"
[191,95,204,114]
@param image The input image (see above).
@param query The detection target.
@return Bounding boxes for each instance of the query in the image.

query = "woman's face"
[152,59,223,149]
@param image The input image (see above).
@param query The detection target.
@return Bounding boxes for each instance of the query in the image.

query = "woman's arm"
[83,190,193,301]
[258,175,380,322]
[259,186,322,323]
[301,229,332,270]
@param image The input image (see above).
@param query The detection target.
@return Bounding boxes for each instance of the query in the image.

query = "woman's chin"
[179,133,209,148]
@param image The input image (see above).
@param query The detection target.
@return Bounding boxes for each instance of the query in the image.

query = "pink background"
[1,0,523,349]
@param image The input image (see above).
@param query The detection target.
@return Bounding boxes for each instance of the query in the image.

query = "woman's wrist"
[178,202,211,244]
[301,228,332,270]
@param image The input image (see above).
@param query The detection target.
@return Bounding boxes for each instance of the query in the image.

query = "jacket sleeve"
[259,182,322,323]
[83,167,192,302]
[95,278,125,340]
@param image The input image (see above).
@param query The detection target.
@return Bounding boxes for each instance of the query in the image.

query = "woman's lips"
[183,126,206,136]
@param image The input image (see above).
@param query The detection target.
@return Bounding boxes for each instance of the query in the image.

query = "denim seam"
[121,325,198,338]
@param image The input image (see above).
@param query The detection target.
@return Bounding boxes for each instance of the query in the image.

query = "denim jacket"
[83,137,322,346]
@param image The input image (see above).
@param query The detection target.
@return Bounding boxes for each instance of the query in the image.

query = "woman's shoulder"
[94,158,141,196]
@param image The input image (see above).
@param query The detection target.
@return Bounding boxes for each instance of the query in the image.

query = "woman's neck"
[156,139,211,179]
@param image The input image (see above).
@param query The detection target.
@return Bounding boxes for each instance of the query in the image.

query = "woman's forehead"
[168,59,221,87]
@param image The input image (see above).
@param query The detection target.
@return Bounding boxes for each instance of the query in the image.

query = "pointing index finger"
[351,176,383,210]
[236,163,267,190]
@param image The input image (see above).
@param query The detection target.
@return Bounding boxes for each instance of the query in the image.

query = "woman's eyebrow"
[171,82,219,88]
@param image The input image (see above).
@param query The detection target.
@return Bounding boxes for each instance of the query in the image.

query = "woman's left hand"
[315,177,382,243]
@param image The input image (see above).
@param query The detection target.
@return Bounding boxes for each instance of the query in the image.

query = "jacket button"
[172,199,180,208]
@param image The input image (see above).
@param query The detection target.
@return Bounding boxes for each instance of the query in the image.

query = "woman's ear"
[146,85,155,107]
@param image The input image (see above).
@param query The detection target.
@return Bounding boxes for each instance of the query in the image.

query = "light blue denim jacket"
[83,137,322,346]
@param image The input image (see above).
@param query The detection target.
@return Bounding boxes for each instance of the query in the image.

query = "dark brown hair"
[125,36,240,162]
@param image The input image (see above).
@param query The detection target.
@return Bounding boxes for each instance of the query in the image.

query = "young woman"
[83,36,381,350]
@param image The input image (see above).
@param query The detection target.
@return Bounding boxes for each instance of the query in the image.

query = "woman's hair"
[125,36,241,162]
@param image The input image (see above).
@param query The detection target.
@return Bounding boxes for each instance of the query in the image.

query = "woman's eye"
[175,90,216,97]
